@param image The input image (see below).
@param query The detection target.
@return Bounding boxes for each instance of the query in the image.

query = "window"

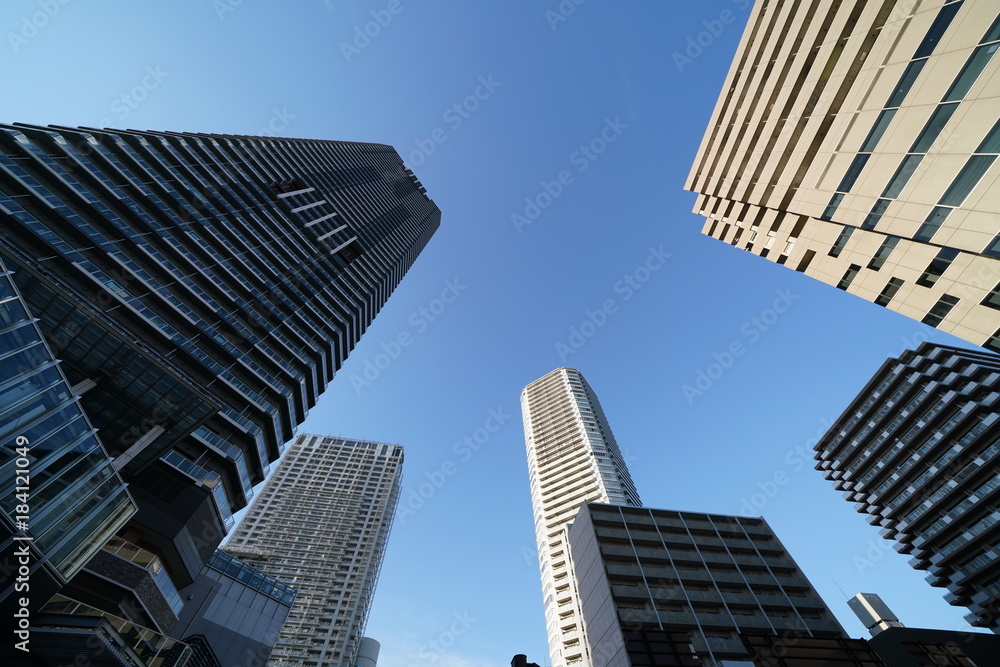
[982,283,1000,310]
[795,250,815,273]
[910,102,959,152]
[986,234,1000,258]
[939,155,996,206]
[868,236,900,270]
[985,327,1000,353]
[886,60,926,107]
[882,154,923,198]
[912,2,964,59]
[875,278,904,307]
[944,43,1000,102]
[921,294,959,327]
[916,247,960,287]
[821,193,844,221]
[837,154,871,191]
[914,206,951,242]
[828,226,854,257]
[837,264,862,290]
[861,199,891,230]
[860,110,896,152]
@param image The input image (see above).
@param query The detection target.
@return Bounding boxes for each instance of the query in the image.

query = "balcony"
[29,594,191,667]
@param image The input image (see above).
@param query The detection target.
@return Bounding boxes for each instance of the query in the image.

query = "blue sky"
[1,0,988,664]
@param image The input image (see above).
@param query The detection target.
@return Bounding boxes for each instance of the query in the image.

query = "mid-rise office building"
[224,434,403,667]
[685,0,1000,351]
[521,368,642,667]
[814,343,1000,631]
[568,503,856,667]
[170,549,297,667]
[0,122,438,657]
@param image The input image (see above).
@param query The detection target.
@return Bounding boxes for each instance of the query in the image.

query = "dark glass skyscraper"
[0,122,439,655]
[814,343,1000,632]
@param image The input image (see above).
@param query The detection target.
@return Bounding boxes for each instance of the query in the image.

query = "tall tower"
[0,122,437,655]
[225,434,403,667]
[521,368,641,667]
[814,342,1000,632]
[685,0,1000,351]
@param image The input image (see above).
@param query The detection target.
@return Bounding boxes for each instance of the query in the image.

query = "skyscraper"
[521,369,873,667]
[224,434,403,667]
[521,368,642,667]
[0,122,438,654]
[814,343,1000,631]
[685,0,1000,351]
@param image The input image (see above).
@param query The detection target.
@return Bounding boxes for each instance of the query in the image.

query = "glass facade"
[0,258,134,581]
[0,121,439,528]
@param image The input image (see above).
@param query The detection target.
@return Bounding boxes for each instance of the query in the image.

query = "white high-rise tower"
[225,434,402,667]
[521,368,641,667]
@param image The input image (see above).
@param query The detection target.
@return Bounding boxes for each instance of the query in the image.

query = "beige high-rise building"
[521,368,641,667]
[685,0,1000,351]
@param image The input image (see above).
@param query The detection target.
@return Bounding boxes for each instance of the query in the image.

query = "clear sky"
[2,0,989,664]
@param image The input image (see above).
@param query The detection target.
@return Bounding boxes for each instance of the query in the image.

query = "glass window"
[838,154,871,191]
[939,155,996,206]
[916,247,960,288]
[862,199,891,230]
[914,206,952,242]
[944,43,999,101]
[913,2,964,59]
[821,193,845,221]
[982,283,1000,310]
[982,13,1000,45]
[875,278,904,307]
[977,119,1000,153]
[0,275,16,301]
[868,236,900,270]
[0,299,29,328]
[829,226,855,257]
[0,321,41,354]
[837,264,862,290]
[910,103,959,153]
[860,110,897,153]
[886,60,926,107]
[921,294,960,327]
[882,154,923,198]
[985,327,1000,353]
[985,234,1000,258]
